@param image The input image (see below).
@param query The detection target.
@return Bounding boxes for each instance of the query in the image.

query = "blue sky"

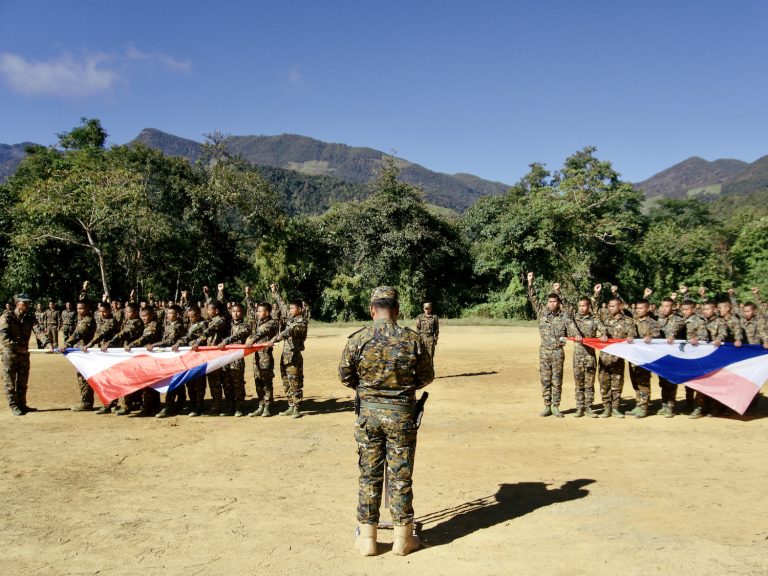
[1,1,766,184]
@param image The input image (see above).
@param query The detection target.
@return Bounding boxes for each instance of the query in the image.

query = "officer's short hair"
[372,298,398,310]
[680,299,696,307]
[636,298,650,306]
[661,297,674,304]
[702,299,717,307]
[546,293,561,302]
[207,300,223,313]
[290,299,303,309]
[168,304,182,314]
[578,297,591,305]
[125,302,139,312]
[608,297,622,305]
[716,296,732,305]
[257,302,271,312]
[231,302,243,311]
[743,301,756,309]
[187,305,201,315]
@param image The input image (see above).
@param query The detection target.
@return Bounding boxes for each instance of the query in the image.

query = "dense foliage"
[1,119,766,319]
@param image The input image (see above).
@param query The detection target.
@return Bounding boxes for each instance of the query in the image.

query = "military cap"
[370,286,399,302]
[423,302,433,309]
[14,293,32,303]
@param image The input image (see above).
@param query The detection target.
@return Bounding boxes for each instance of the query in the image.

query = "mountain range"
[2,129,768,212]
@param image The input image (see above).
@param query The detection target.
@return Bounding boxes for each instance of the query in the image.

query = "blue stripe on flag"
[166,362,208,393]
[643,343,768,384]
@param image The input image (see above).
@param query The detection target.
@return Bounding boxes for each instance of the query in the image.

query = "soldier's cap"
[423,302,433,308]
[370,286,399,303]
[14,293,32,303]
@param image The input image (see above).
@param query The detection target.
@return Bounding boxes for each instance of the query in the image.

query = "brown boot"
[354,523,377,556]
[392,523,420,556]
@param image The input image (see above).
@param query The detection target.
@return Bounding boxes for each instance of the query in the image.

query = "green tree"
[56,117,108,150]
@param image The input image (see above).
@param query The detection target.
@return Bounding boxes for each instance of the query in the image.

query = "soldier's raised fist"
[82,280,90,289]
[679,284,688,294]
[751,287,760,294]
[698,286,707,296]
[610,285,618,294]
[670,292,678,301]
[526,272,534,285]
[593,284,602,293]
[643,287,653,297]
[552,282,561,291]
[270,283,278,293]
[202,286,210,294]
[244,286,251,295]
[727,288,735,295]
[217,283,224,291]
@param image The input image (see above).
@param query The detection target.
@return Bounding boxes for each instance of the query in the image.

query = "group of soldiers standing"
[1,281,309,418]
[528,272,768,419]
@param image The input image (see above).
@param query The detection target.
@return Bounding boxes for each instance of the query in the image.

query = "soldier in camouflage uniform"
[566,296,601,418]
[61,302,77,342]
[34,303,46,349]
[596,297,638,418]
[627,299,661,418]
[671,300,708,414]
[124,307,164,416]
[415,303,439,361]
[0,294,37,416]
[741,302,768,347]
[717,297,744,345]
[83,302,120,413]
[246,302,279,417]
[655,298,683,417]
[218,303,251,416]
[270,285,308,418]
[149,305,187,418]
[526,272,579,418]
[43,300,62,350]
[339,286,434,557]
[103,303,145,415]
[172,306,209,417]
[63,301,97,411]
[688,300,729,419]
[190,300,229,415]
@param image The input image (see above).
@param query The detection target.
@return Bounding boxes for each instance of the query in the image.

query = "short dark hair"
[168,304,182,314]
[187,305,201,315]
[661,297,674,304]
[680,300,696,307]
[125,302,139,312]
[546,293,561,303]
[743,301,756,309]
[636,298,650,306]
[98,301,111,311]
[231,302,243,311]
[290,299,303,309]
[608,297,622,305]
[578,297,591,305]
[702,299,717,307]
[207,300,223,313]
[258,302,271,312]
[372,298,398,310]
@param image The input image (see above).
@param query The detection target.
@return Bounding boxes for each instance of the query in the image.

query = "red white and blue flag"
[578,338,768,414]
[60,345,266,405]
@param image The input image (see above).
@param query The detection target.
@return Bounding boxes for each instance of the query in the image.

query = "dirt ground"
[1,324,767,576]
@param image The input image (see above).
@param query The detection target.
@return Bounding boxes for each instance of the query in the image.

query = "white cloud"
[0,47,192,97]
[0,52,118,96]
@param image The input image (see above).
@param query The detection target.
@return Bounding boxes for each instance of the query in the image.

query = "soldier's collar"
[373,318,397,326]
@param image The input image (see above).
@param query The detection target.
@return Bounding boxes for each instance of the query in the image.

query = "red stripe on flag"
[683,369,760,415]
[568,337,626,350]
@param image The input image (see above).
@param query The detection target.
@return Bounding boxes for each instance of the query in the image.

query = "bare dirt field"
[1,325,767,576]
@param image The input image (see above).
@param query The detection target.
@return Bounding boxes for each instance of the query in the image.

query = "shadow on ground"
[301,397,354,415]
[418,479,595,546]
[435,371,498,380]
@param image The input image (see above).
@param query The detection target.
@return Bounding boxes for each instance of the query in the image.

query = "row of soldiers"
[527,272,768,419]
[1,283,309,418]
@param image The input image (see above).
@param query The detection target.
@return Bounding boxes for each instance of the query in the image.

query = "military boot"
[354,523,377,556]
[665,402,675,418]
[599,405,612,418]
[633,406,648,419]
[574,407,585,418]
[688,407,703,419]
[95,405,112,415]
[71,404,92,412]
[626,406,641,416]
[392,523,420,556]
[612,404,625,418]
[10,405,24,416]
[292,406,302,419]
[249,404,264,417]
[657,405,669,417]
[584,407,599,418]
[156,408,170,419]
[280,405,295,416]
[551,405,564,418]
[261,402,271,417]
[210,402,222,416]
[115,406,131,416]
[539,406,552,417]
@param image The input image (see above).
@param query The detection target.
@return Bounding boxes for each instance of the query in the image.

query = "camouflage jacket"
[568,313,601,358]
[634,316,661,339]
[527,285,577,350]
[597,313,637,364]
[222,318,251,346]
[741,316,767,345]
[416,314,439,338]
[0,309,36,354]
[112,308,124,325]
[157,320,186,347]
[339,318,434,406]
[129,319,163,347]
[64,315,96,347]
[702,315,728,343]
[61,309,77,330]
[43,308,61,331]
[273,293,308,351]
[34,311,46,335]
[674,315,708,341]
[87,317,118,347]
[250,316,279,366]
[720,313,743,343]
[175,320,208,346]
[656,312,682,339]
[193,314,228,346]
[107,318,144,347]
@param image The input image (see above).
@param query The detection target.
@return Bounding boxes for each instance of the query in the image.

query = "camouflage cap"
[370,286,399,303]
[14,293,32,303]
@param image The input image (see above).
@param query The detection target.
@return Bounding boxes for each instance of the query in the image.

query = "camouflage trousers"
[422,336,436,361]
[253,363,275,405]
[659,377,677,406]
[280,350,304,407]
[539,347,565,407]
[164,384,187,414]
[222,361,246,413]
[186,375,206,413]
[207,370,225,412]
[355,405,418,526]
[628,363,652,409]
[76,372,94,409]
[598,355,625,409]
[46,328,59,350]
[1,351,30,408]
[573,353,597,408]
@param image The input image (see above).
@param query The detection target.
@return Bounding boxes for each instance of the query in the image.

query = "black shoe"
[11,406,24,416]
